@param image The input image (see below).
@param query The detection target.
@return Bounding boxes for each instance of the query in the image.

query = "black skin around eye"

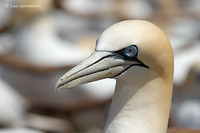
[123,45,138,58]
[113,45,149,69]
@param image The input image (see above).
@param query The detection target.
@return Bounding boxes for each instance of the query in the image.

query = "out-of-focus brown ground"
[167,128,200,133]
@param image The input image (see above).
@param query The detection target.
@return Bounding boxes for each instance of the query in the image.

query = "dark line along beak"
[55,51,144,91]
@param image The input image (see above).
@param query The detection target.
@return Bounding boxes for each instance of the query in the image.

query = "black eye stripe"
[95,45,149,68]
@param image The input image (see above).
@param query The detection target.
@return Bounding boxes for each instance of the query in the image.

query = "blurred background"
[0,0,200,133]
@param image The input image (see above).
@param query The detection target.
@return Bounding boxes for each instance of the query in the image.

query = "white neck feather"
[104,67,173,133]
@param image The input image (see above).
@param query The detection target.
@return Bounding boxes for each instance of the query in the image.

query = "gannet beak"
[55,51,139,91]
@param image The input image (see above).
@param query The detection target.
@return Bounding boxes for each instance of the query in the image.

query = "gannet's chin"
[55,51,145,90]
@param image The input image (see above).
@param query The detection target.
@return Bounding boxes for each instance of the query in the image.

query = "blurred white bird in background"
[0,32,26,128]
[61,0,153,19]
[171,62,200,128]
[0,78,26,127]
[1,5,116,112]
[165,13,200,128]
[167,17,200,85]
[15,14,90,67]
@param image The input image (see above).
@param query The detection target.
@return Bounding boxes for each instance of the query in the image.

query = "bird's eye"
[123,45,138,58]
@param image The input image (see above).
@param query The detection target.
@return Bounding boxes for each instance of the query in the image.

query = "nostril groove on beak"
[56,53,118,89]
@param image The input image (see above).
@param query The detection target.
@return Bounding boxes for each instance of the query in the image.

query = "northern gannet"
[56,20,174,133]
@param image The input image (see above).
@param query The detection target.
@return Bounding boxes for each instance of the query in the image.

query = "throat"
[104,69,172,133]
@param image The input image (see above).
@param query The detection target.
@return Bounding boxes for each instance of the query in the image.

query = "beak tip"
[53,84,60,93]
[54,79,64,92]
[54,78,72,92]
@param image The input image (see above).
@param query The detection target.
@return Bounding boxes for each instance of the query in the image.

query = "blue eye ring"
[123,45,138,58]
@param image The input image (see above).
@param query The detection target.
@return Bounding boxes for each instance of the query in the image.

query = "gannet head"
[55,20,174,90]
